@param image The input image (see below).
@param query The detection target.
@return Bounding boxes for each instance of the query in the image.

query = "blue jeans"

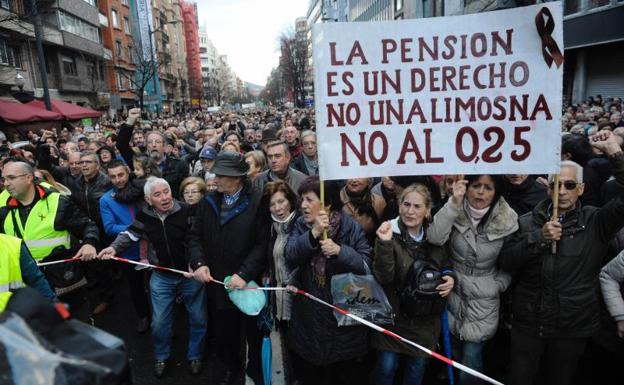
[452,337,484,385]
[375,350,426,385]
[150,271,207,360]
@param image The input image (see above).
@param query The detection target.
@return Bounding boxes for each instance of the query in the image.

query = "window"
[115,40,122,58]
[59,11,100,43]
[121,0,129,5]
[83,0,95,5]
[0,0,10,10]
[394,0,403,12]
[86,60,95,79]
[62,55,77,76]
[587,0,610,9]
[123,17,130,33]
[127,46,133,63]
[98,61,104,81]
[116,71,124,90]
[111,9,119,28]
[0,39,21,68]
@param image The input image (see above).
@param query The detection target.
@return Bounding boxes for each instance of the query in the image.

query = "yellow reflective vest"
[0,233,25,311]
[3,189,71,261]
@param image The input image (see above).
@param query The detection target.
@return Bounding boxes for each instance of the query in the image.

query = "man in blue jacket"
[99,160,150,333]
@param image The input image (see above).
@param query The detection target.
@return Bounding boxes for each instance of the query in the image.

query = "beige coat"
[427,198,518,342]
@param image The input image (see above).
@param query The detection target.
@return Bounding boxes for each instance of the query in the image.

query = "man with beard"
[99,160,150,333]
[146,131,188,199]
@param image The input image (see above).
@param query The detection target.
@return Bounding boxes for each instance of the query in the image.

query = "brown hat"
[210,151,249,177]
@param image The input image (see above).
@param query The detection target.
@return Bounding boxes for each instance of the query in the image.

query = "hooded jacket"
[428,197,518,342]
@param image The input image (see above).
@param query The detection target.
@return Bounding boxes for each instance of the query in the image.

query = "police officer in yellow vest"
[0,161,99,263]
[0,233,56,311]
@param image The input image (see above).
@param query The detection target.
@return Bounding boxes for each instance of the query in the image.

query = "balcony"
[99,12,108,27]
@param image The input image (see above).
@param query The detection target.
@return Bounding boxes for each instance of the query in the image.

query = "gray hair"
[301,130,316,140]
[144,176,170,196]
[13,161,34,176]
[550,160,583,183]
[80,151,100,167]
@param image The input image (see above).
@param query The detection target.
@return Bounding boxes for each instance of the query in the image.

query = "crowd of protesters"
[0,94,624,385]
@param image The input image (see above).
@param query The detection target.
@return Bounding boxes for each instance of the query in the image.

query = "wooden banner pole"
[551,174,560,254]
[320,179,328,240]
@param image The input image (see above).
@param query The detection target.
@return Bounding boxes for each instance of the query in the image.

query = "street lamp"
[15,71,25,91]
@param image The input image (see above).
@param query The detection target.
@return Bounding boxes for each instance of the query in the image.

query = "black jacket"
[0,185,100,249]
[186,181,269,310]
[159,156,188,199]
[502,176,548,216]
[70,172,112,233]
[499,153,624,338]
[285,213,371,365]
[291,154,317,176]
[111,201,193,271]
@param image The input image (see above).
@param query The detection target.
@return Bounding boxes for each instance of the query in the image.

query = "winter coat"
[372,217,455,357]
[600,249,624,323]
[267,211,300,321]
[292,154,318,176]
[186,180,269,310]
[70,172,112,232]
[110,201,193,271]
[428,198,518,342]
[285,213,371,366]
[503,176,548,216]
[158,156,189,199]
[99,187,142,261]
[499,153,624,338]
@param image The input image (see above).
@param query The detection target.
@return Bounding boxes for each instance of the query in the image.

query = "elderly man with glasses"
[499,131,624,385]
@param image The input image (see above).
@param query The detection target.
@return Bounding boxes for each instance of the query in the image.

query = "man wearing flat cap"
[187,151,269,385]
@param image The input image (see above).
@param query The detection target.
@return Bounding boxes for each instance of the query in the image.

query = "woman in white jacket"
[427,175,518,385]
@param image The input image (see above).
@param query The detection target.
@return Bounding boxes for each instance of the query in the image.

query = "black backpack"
[399,258,447,317]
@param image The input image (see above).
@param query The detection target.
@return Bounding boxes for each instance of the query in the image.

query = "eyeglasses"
[2,174,29,182]
[183,189,202,195]
[303,141,316,146]
[147,140,163,145]
[549,181,579,190]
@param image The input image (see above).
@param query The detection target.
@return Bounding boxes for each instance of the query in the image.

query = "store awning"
[0,98,63,124]
[27,99,103,120]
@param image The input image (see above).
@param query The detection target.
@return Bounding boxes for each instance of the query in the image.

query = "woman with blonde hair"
[220,141,240,154]
[35,168,72,196]
[179,177,206,206]
[244,150,267,181]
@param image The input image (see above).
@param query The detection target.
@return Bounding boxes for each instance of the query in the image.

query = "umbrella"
[442,307,455,385]
[257,284,274,385]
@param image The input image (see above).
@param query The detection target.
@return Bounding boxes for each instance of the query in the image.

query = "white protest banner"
[313,2,563,180]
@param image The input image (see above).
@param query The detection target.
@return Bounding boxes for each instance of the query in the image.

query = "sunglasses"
[549,181,579,190]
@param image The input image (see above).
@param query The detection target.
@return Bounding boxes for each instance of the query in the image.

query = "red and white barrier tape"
[36,255,504,385]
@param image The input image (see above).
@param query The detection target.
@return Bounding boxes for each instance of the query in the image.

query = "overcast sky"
[196,0,309,87]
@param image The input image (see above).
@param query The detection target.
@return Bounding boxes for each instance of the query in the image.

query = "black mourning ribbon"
[535,7,564,69]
